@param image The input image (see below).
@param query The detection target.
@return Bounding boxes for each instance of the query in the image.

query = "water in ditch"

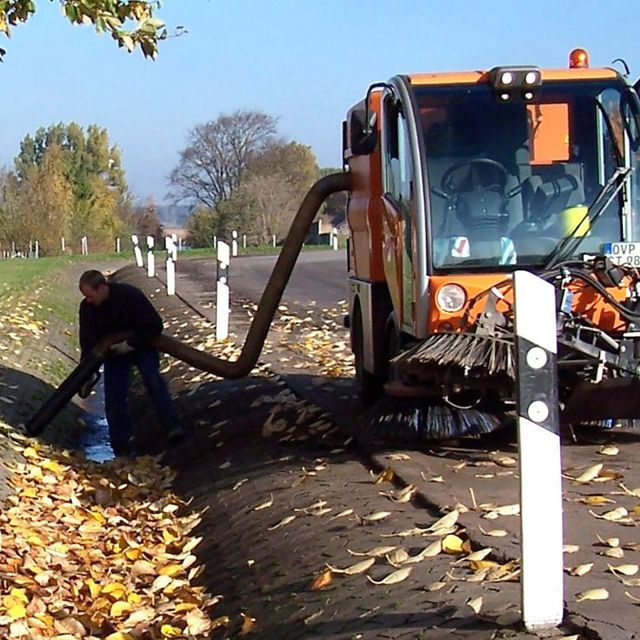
[77,369,114,462]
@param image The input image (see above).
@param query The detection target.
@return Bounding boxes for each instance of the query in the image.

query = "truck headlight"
[436,284,467,313]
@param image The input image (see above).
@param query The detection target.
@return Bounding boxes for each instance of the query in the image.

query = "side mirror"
[349,109,377,156]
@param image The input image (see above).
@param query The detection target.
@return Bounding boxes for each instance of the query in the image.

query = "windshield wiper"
[544,167,632,270]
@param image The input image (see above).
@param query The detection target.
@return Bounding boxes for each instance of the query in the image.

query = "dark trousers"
[103,347,178,455]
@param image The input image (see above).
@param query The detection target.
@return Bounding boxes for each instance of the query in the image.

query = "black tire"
[352,306,384,405]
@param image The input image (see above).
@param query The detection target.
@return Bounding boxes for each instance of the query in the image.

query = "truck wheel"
[352,307,383,405]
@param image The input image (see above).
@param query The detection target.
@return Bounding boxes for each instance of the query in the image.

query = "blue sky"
[2,0,639,204]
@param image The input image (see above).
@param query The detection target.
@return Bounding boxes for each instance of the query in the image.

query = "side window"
[383,96,413,204]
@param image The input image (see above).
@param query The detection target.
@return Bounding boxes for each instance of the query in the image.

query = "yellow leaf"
[102,582,127,599]
[7,603,26,619]
[8,588,28,604]
[22,447,39,460]
[85,579,101,598]
[110,601,133,617]
[159,564,183,577]
[41,459,63,474]
[581,495,615,506]
[442,534,465,554]
[20,487,38,498]
[160,623,182,637]
[574,463,603,483]
[374,467,395,484]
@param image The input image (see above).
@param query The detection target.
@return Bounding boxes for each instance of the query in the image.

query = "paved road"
[176,249,349,315]
[150,253,640,640]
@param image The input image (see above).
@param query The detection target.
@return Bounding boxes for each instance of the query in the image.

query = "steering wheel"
[440,158,509,196]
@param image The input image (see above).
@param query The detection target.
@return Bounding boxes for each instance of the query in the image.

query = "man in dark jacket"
[78,269,184,457]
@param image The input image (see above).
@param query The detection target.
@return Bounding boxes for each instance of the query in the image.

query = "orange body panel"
[428,274,630,334]
[346,93,385,283]
[407,67,617,87]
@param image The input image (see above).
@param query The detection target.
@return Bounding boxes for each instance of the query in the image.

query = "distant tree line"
[0,123,161,256]
[0,112,346,256]
[168,110,346,248]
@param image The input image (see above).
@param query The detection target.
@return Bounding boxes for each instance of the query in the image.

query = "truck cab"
[345,50,640,404]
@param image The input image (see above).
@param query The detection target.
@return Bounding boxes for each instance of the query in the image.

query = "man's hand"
[110,341,135,355]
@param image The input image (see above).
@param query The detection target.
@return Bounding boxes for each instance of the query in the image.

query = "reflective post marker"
[146,236,155,278]
[116,237,121,254]
[131,235,144,268]
[332,226,339,250]
[216,240,230,341]
[232,230,238,257]
[513,270,563,630]
[165,236,176,296]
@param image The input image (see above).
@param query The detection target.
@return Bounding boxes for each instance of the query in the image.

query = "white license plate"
[603,242,640,266]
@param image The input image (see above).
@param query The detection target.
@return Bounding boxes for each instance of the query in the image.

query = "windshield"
[415,80,640,270]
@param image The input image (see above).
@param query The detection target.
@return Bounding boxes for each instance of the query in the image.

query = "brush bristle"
[395,332,516,380]
[364,396,502,442]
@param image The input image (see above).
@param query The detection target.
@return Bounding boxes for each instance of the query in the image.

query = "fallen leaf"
[374,467,395,484]
[608,564,638,576]
[240,612,256,635]
[326,558,376,575]
[253,494,274,511]
[567,563,593,576]
[428,510,459,531]
[347,545,397,558]
[360,510,392,523]
[598,444,619,456]
[466,595,483,614]
[268,515,296,531]
[309,570,333,590]
[367,567,413,585]
[575,588,609,602]
[574,463,603,483]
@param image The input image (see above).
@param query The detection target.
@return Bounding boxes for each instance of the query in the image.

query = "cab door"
[381,92,416,331]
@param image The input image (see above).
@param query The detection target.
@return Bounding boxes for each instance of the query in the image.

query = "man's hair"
[79,269,107,290]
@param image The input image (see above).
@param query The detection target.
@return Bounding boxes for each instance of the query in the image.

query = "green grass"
[0,253,128,298]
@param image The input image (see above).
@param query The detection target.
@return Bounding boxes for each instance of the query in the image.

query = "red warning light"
[569,48,589,69]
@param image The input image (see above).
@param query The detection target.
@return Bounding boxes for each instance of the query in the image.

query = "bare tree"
[168,111,278,209]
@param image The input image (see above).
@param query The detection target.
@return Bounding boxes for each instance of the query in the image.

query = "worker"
[78,269,184,457]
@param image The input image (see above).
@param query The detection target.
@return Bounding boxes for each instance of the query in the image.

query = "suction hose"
[152,171,352,377]
[25,172,352,435]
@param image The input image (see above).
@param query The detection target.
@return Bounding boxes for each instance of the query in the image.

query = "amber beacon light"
[569,48,589,69]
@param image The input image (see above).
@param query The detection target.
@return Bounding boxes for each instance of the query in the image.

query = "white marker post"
[146,236,155,278]
[165,236,176,296]
[513,270,563,630]
[131,234,144,268]
[332,227,339,250]
[81,236,88,256]
[61,237,66,253]
[116,237,121,254]
[216,240,230,341]
[232,230,238,257]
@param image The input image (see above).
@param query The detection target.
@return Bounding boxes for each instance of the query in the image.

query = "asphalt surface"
[121,253,640,639]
